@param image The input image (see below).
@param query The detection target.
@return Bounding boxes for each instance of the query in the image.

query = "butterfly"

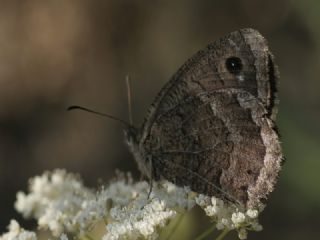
[124,28,283,208]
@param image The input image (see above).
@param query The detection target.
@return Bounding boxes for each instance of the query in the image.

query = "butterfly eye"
[225,57,243,75]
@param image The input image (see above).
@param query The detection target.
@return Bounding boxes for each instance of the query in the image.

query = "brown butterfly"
[124,28,283,208]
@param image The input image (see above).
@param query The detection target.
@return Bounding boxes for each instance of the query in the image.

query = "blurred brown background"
[0,0,319,239]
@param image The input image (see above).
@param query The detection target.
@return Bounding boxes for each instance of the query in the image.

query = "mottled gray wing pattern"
[132,29,282,207]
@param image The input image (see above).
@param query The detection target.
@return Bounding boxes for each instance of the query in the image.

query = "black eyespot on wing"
[225,57,243,75]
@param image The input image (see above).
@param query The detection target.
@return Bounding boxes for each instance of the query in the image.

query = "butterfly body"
[125,28,282,208]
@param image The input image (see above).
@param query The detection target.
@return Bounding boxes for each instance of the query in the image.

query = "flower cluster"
[15,169,96,236]
[196,195,263,239]
[0,169,264,240]
[0,220,36,240]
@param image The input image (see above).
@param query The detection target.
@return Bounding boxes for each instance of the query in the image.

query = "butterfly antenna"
[126,75,133,125]
[67,105,130,127]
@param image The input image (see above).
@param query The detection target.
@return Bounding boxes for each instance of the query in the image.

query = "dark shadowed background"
[0,0,319,239]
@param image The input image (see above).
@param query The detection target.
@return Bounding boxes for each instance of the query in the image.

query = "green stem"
[84,233,95,240]
[215,228,230,240]
[194,224,216,240]
[163,213,185,240]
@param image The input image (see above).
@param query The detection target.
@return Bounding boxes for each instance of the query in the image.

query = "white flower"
[251,222,263,231]
[246,209,258,218]
[0,220,37,240]
[231,212,246,226]
[238,228,248,240]
[59,233,68,240]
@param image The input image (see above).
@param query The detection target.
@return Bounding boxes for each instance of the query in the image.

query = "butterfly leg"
[147,156,154,199]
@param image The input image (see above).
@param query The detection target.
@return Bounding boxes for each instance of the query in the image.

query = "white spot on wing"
[237,74,244,82]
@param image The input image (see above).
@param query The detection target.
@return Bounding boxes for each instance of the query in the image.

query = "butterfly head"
[124,125,139,148]
[124,125,152,179]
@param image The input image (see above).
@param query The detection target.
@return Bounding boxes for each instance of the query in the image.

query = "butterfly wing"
[135,28,282,207]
